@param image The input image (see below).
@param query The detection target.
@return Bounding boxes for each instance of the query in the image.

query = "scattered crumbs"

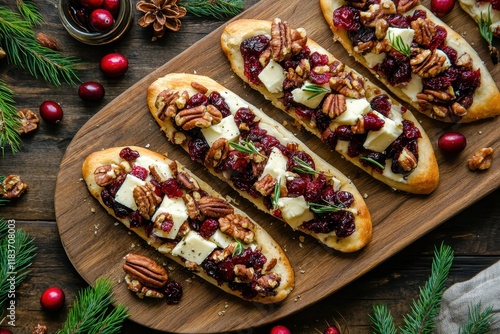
[294,294,302,302]
[300,269,306,274]
[96,124,99,127]
[114,222,119,226]
[90,207,96,213]
[185,277,193,283]
[471,42,475,46]
[299,236,305,243]
[193,70,197,74]
[131,243,135,248]
[218,311,226,316]
[392,272,401,279]
[117,278,121,284]
[79,177,84,182]
[145,143,150,148]
[225,195,239,205]
[299,242,303,248]
[128,231,132,235]
[363,193,368,199]
[479,130,483,135]
[282,120,288,127]
[168,265,175,271]
[224,302,229,309]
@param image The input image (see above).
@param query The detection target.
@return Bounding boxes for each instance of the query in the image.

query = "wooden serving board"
[55,0,500,332]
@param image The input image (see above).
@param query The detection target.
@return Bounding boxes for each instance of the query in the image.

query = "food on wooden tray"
[220,18,438,194]
[147,73,372,252]
[82,146,294,304]
[320,0,500,122]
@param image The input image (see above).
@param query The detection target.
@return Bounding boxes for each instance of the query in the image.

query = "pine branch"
[0,219,37,317]
[370,304,398,334]
[0,81,22,156]
[57,277,128,334]
[459,303,497,334]
[181,0,245,19]
[16,0,43,26]
[400,243,454,334]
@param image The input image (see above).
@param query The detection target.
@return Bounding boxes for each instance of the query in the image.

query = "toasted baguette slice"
[82,146,294,304]
[320,0,500,123]
[220,18,439,194]
[147,73,372,253]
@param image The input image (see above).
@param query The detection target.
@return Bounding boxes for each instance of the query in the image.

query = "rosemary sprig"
[302,84,330,100]
[387,31,411,57]
[232,238,244,257]
[181,0,245,20]
[293,156,319,175]
[308,200,344,214]
[229,139,265,158]
[16,0,43,26]
[57,277,128,334]
[478,6,499,64]
[272,180,281,210]
[0,81,22,156]
[360,156,385,170]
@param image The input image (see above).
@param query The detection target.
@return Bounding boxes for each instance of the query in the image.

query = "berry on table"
[78,81,105,101]
[324,326,341,334]
[100,53,128,78]
[270,325,291,334]
[0,329,14,334]
[431,0,456,17]
[438,131,467,155]
[40,286,65,311]
[39,101,63,124]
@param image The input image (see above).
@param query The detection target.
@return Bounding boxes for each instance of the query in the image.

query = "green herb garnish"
[387,31,411,57]
[272,180,281,210]
[181,0,245,20]
[229,139,265,158]
[0,176,8,206]
[360,156,385,170]
[292,156,319,175]
[302,84,330,100]
[478,6,499,64]
[308,200,345,214]
[232,238,244,257]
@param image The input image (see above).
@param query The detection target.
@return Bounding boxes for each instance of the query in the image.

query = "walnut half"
[468,147,494,171]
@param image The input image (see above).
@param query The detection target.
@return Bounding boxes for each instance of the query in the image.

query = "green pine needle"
[181,0,245,20]
[400,243,454,334]
[370,304,398,334]
[459,303,496,334]
[0,81,22,156]
[17,0,43,26]
[57,277,129,334]
[0,219,37,317]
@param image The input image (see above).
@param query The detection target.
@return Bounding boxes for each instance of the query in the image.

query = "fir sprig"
[459,303,496,334]
[370,304,398,334]
[388,31,411,57]
[181,0,245,20]
[229,139,266,158]
[16,0,43,26]
[303,84,330,100]
[57,277,128,334]
[0,82,21,156]
[478,6,499,64]
[0,219,37,318]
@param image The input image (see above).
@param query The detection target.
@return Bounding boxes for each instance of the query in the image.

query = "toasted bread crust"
[147,73,372,253]
[320,0,500,123]
[82,146,294,304]
[220,19,439,194]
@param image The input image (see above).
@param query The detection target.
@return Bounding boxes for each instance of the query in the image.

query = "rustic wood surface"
[0,0,498,333]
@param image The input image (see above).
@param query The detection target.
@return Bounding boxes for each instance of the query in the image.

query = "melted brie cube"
[277,196,315,229]
[363,111,403,152]
[259,147,288,183]
[171,230,217,265]
[209,229,234,249]
[401,74,423,102]
[364,52,386,68]
[334,97,371,125]
[201,115,240,147]
[386,27,415,48]
[114,174,146,211]
[258,59,286,93]
[151,196,188,239]
[291,80,331,109]
[134,156,173,181]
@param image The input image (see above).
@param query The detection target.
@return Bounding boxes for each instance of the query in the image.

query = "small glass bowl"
[58,0,134,45]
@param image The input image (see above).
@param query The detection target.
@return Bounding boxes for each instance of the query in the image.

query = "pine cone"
[136,0,187,40]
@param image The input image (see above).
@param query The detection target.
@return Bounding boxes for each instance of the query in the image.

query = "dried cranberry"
[233,248,267,270]
[310,52,330,67]
[377,53,412,85]
[321,128,338,150]
[217,259,236,282]
[411,9,427,21]
[370,95,392,116]
[185,93,208,109]
[119,147,140,161]
[200,218,219,239]
[304,180,323,203]
[455,69,481,93]
[247,127,267,142]
[101,189,114,208]
[423,75,453,91]
[230,167,257,193]
[333,6,361,31]
[160,178,183,198]
[309,70,331,85]
[189,218,202,232]
[402,120,421,140]
[428,25,447,50]
[106,174,125,197]
[164,281,183,305]
[361,152,386,172]
[336,125,353,140]
[234,107,258,129]
[347,134,366,158]
[440,46,458,65]
[129,211,145,228]
[335,211,355,238]
[188,137,209,163]
[492,0,500,10]
[302,217,335,233]
[286,177,308,197]
[208,91,231,117]
[259,135,282,155]
[363,112,385,131]
[386,13,410,28]
[130,165,148,180]
[314,109,332,133]
[240,35,270,56]
[223,150,249,173]
[294,105,316,119]
[287,151,315,174]
[348,25,375,45]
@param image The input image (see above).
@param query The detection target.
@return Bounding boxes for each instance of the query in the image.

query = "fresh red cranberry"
[431,0,455,17]
[78,81,105,101]
[103,0,120,16]
[0,330,13,334]
[40,286,65,312]
[89,9,114,32]
[324,326,341,334]
[438,132,467,155]
[80,0,104,9]
[270,325,291,334]
[39,100,63,124]
[100,53,128,78]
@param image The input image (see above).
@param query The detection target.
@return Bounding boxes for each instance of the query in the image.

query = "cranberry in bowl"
[58,0,134,45]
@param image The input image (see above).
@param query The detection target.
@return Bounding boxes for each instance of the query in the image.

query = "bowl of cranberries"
[58,0,134,45]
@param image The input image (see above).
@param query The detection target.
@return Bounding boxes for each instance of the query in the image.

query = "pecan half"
[18,109,39,134]
[270,18,292,62]
[174,105,222,131]
[219,213,255,243]
[398,147,418,172]
[123,253,168,289]
[234,264,255,283]
[94,164,123,187]
[198,196,234,218]
[191,81,208,94]
[410,48,450,78]
[32,324,48,334]
[124,274,165,299]
[133,182,162,220]
[330,71,366,98]
[322,94,347,118]
[397,0,419,12]
[156,89,180,121]
[254,174,277,197]
[411,18,436,46]
[255,273,281,296]
[184,193,201,219]
[468,147,494,171]
[176,171,200,191]
[291,27,308,55]
[204,138,230,168]
[1,174,28,199]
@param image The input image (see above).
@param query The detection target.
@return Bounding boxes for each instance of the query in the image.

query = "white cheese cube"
[335,140,349,154]
[209,229,234,249]
[134,156,173,181]
[259,147,288,183]
[363,111,403,152]
[258,59,285,93]
[277,196,315,229]
[291,80,331,109]
[151,197,188,239]
[201,115,240,147]
[400,74,423,102]
[259,122,292,144]
[334,97,371,125]
[171,231,217,265]
[114,174,146,211]
[435,49,451,70]
[332,177,342,192]
[381,159,405,182]
[386,27,415,48]
[363,52,386,68]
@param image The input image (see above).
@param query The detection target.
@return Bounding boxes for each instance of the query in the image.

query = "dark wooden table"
[0,0,498,333]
